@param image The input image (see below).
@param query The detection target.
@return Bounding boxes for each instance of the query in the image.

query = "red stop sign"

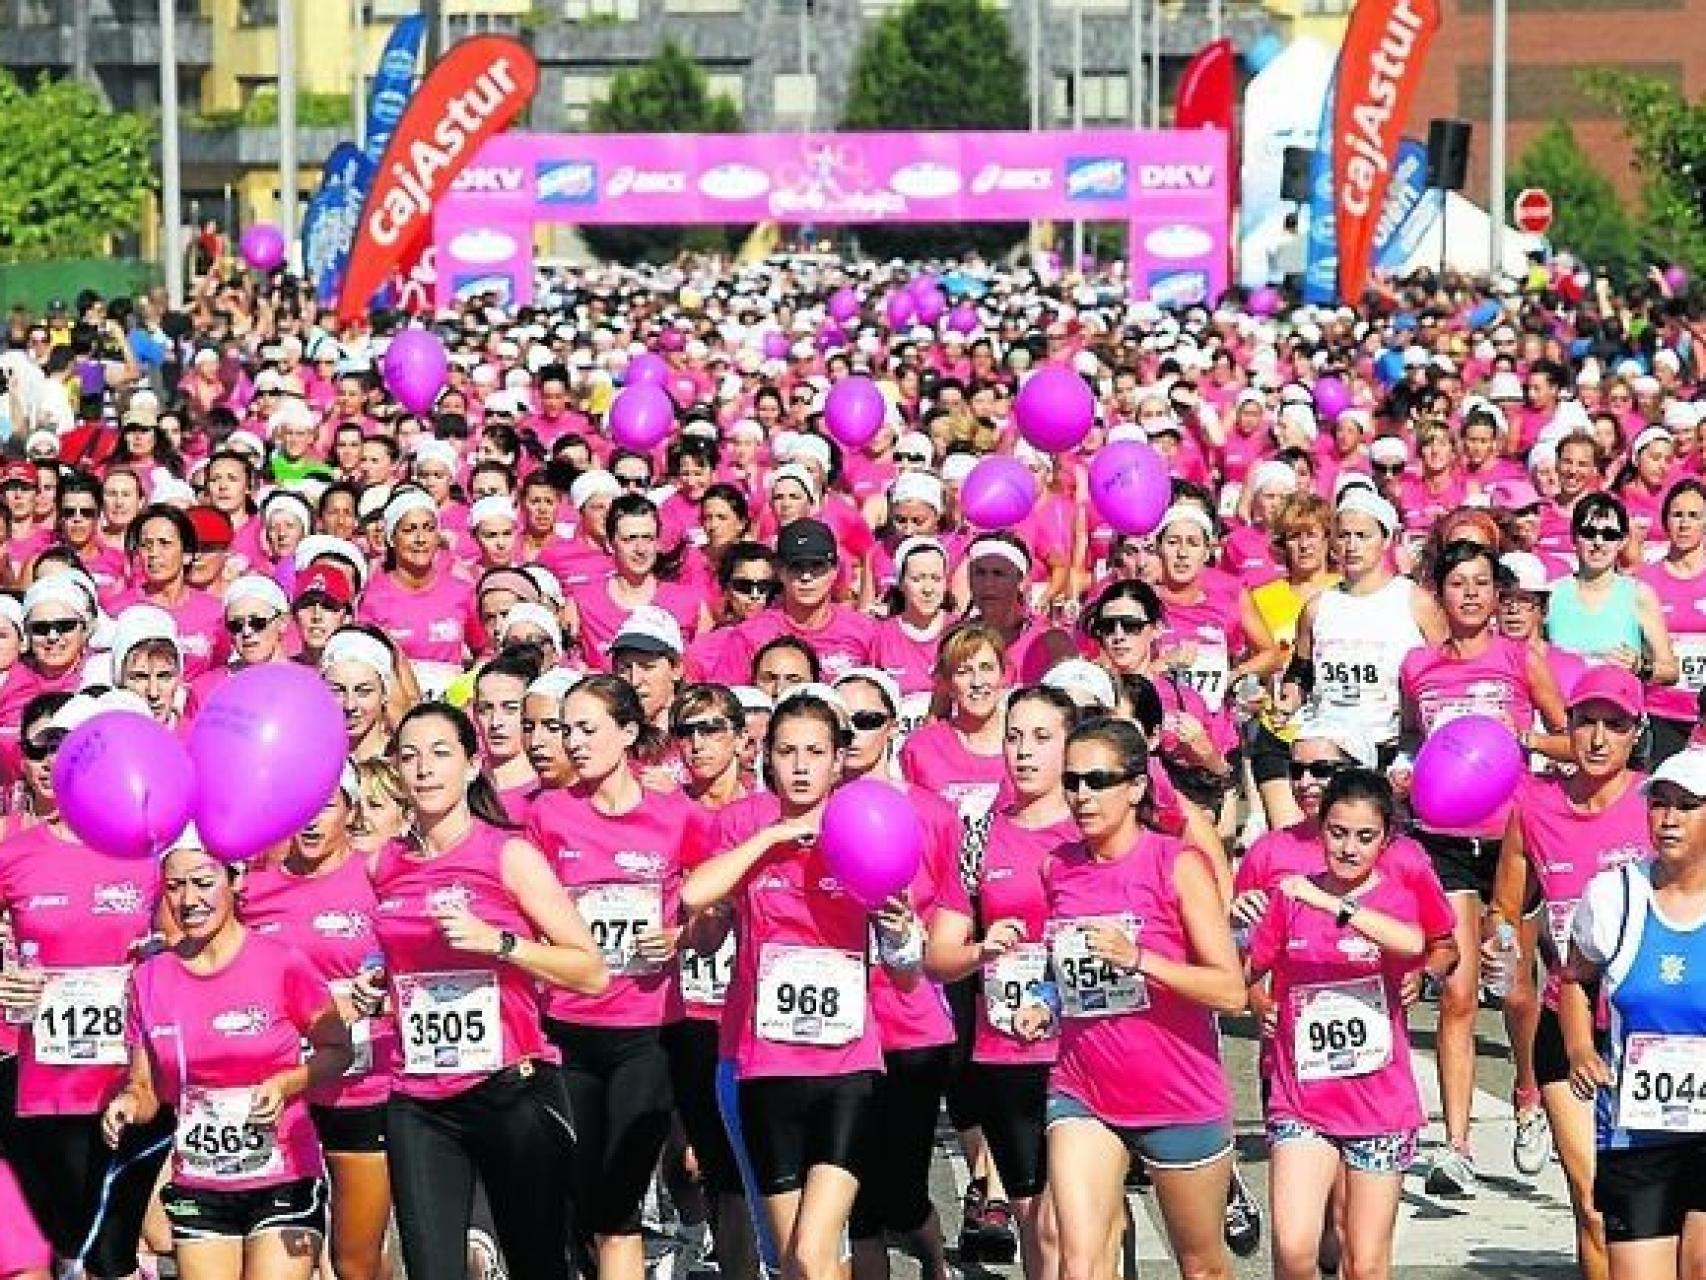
[1513,187,1553,235]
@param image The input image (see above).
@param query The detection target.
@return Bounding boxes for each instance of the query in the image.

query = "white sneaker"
[1513,1107,1552,1177]
[1424,1147,1479,1198]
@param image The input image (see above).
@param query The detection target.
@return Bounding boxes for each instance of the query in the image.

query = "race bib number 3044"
[1618,1033,1706,1132]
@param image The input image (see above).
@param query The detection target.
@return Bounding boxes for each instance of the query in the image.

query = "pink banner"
[434,129,1230,308]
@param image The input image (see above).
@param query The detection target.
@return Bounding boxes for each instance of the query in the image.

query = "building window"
[773,72,818,121]
[664,0,744,10]
[237,0,279,23]
[564,0,641,21]
[563,72,613,127]
[707,72,745,109]
[1302,0,1354,13]
[1053,72,1130,125]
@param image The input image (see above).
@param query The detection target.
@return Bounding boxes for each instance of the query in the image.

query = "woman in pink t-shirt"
[111,505,229,681]
[927,684,1079,1280]
[871,537,955,738]
[682,690,920,1280]
[567,494,710,671]
[1247,770,1443,1280]
[357,489,475,695]
[320,628,404,763]
[472,651,542,821]
[103,833,352,1269]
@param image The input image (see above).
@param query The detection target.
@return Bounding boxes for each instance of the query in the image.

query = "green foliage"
[1507,119,1638,279]
[841,0,1029,259]
[583,41,744,263]
[1583,71,1706,276]
[191,90,353,131]
[0,71,155,264]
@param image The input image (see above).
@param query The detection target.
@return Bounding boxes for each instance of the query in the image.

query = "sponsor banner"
[1332,0,1442,300]
[337,34,538,320]
[1371,136,1434,270]
[363,14,426,167]
[1175,39,1236,131]
[303,143,374,306]
[1238,38,1335,288]
[1301,87,1337,304]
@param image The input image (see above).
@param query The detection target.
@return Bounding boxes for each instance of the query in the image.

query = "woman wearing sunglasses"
[1636,481,1706,766]
[191,574,292,706]
[1485,668,1648,1280]
[1014,715,1245,1280]
[0,576,93,764]
[928,684,1081,1280]
[1546,494,1676,695]
[0,692,173,1280]
[52,472,125,598]
[686,542,778,685]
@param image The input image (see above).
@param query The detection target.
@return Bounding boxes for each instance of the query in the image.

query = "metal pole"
[160,0,184,308]
[72,0,91,89]
[279,0,299,271]
[1072,3,1084,275]
[1488,0,1507,278]
[1130,0,1142,128]
[798,0,810,130]
[1211,0,1222,42]
[1031,0,1045,262]
[1149,0,1160,125]
[352,0,366,149]
[423,0,442,61]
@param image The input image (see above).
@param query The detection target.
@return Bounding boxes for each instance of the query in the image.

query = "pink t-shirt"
[108,585,228,680]
[1638,559,1706,722]
[1220,523,1281,588]
[717,606,877,685]
[239,853,394,1110]
[538,537,612,595]
[0,825,157,1115]
[1247,873,1429,1136]
[1155,585,1247,754]
[713,793,885,1081]
[131,932,331,1190]
[358,568,475,667]
[0,1158,50,1275]
[899,720,1012,891]
[1236,824,1453,936]
[1045,833,1232,1128]
[526,784,697,1028]
[871,616,948,695]
[574,578,704,672]
[370,822,553,1100]
[868,782,958,1053]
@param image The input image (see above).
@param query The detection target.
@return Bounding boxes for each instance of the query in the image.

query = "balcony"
[0,8,213,70]
[175,124,345,171]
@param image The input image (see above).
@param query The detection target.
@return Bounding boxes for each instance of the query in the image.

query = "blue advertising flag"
[304,144,376,305]
[363,14,426,167]
[1371,137,1434,270]
[1300,86,1337,304]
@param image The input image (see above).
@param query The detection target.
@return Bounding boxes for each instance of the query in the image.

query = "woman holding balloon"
[681,687,922,1280]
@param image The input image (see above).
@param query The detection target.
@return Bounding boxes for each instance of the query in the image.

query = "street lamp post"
[160,0,184,308]
[1488,0,1508,277]
[279,0,299,270]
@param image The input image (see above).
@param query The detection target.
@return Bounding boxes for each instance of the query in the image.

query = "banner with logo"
[1175,40,1235,130]
[1332,0,1442,300]
[363,14,426,166]
[433,129,1231,308]
[303,144,375,306]
[1371,135,1441,272]
[1301,88,1337,304]
[1237,38,1335,288]
[337,34,538,321]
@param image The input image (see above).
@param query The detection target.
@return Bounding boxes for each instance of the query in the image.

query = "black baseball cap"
[776,518,837,568]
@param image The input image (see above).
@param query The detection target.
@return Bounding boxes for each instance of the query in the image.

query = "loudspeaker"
[1280,146,1314,202]
[1426,119,1472,191]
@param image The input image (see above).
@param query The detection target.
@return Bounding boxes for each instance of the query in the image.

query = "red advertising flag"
[1332,0,1441,301]
[337,35,537,321]
[1175,39,1235,130]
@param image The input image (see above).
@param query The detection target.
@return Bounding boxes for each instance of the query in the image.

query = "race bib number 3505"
[394,970,502,1075]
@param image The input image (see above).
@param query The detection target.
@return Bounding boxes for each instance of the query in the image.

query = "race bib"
[394,970,502,1075]
[754,945,865,1047]
[33,966,129,1066]
[1314,638,1386,704]
[681,933,736,1007]
[1049,916,1148,1018]
[176,1088,282,1182]
[982,943,1050,1036]
[1175,638,1231,712]
[1292,976,1393,1082]
[328,979,373,1077]
[1617,1033,1706,1132]
[577,882,664,977]
[894,691,933,751]
[1676,636,1706,694]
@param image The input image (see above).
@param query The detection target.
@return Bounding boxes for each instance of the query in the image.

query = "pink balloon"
[1313,375,1352,422]
[828,287,861,323]
[1089,441,1170,535]
[658,329,686,354]
[884,290,916,330]
[947,302,979,335]
[1016,365,1094,453]
[914,288,947,326]
[189,665,348,861]
[908,273,941,300]
[608,384,677,450]
[1411,715,1524,829]
[821,779,924,908]
[240,222,286,272]
[1248,286,1282,317]
[626,352,670,389]
[817,322,847,351]
[961,456,1039,529]
[762,331,791,360]
[1666,265,1691,293]
[54,711,195,859]
[824,376,887,448]
[382,329,449,415]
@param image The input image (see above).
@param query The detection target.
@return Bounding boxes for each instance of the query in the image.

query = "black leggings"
[547,1019,674,1237]
[385,1063,577,1280]
[0,1056,174,1279]
[851,1045,952,1239]
[663,1018,742,1197]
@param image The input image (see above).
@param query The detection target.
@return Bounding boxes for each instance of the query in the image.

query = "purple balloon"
[1015,364,1095,453]
[658,329,686,354]
[908,273,941,300]
[817,322,847,351]
[54,711,195,859]
[961,456,1039,530]
[1089,440,1170,535]
[240,222,286,272]
[828,287,861,323]
[1313,375,1352,423]
[914,288,947,326]
[822,779,925,908]
[626,352,670,389]
[947,302,979,335]
[1666,265,1691,293]
[884,290,916,330]
[1248,286,1283,318]
[1411,715,1524,829]
[762,330,791,361]
[189,666,346,862]
[382,329,449,415]
[824,376,887,448]
[607,384,677,451]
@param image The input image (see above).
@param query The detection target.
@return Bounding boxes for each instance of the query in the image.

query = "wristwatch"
[1335,898,1361,928]
[496,930,518,960]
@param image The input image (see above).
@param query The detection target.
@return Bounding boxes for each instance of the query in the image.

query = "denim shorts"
[1044,1090,1233,1170]
[1267,1117,1417,1174]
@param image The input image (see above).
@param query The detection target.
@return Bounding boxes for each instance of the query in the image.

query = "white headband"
[893,535,949,573]
[222,573,289,616]
[23,574,94,622]
[526,668,583,701]
[383,488,439,543]
[967,538,1031,575]
[467,494,519,531]
[320,630,396,689]
[1158,503,1216,538]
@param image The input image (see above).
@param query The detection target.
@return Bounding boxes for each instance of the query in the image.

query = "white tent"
[1392,191,1546,278]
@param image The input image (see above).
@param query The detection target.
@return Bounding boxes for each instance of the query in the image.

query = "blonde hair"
[350,757,409,836]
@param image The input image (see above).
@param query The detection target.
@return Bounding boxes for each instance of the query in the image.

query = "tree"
[582,41,744,263]
[0,71,154,263]
[1506,120,1639,279]
[840,0,1029,259]
[1584,71,1706,277]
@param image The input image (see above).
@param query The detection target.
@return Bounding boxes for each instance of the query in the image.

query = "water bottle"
[1483,922,1517,1000]
[4,940,39,1025]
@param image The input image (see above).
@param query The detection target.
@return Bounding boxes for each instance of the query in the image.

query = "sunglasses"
[895,452,930,465]
[20,729,66,762]
[673,718,733,741]
[226,613,278,637]
[784,558,834,578]
[59,505,97,519]
[849,709,892,732]
[615,475,650,489]
[1063,768,1135,794]
[1094,614,1150,638]
[1577,526,1625,544]
[1289,759,1345,782]
[1373,463,1406,476]
[729,575,778,598]
[27,618,81,640]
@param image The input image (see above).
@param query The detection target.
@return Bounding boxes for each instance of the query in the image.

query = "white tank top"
[1309,576,1426,746]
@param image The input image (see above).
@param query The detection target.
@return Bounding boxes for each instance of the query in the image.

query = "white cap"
[1369,437,1410,466]
[294,534,369,588]
[526,668,583,702]
[1277,402,1318,441]
[467,495,519,531]
[1246,460,1299,497]
[890,472,945,512]
[609,604,684,657]
[790,435,832,473]
[1487,371,1523,402]
[570,469,620,510]
[499,602,564,652]
[260,489,314,534]
[1042,658,1116,709]
[834,665,902,714]
[1499,551,1551,593]
[321,629,395,689]
[1647,747,1706,799]
[383,488,438,542]
[110,604,180,676]
[413,438,459,473]
[1336,487,1399,535]
[731,684,772,713]
[1290,714,1379,770]
[222,574,289,616]
[23,574,95,622]
[768,463,820,505]
[226,429,267,458]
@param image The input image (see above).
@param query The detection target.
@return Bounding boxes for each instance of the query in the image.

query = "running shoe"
[1223,1167,1262,1257]
[957,1177,987,1266]
[1423,1147,1479,1198]
[1513,1106,1552,1177]
[468,1228,509,1280]
[975,1198,1019,1266]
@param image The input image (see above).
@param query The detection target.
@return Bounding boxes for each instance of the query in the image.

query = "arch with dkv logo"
[432,129,1230,308]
